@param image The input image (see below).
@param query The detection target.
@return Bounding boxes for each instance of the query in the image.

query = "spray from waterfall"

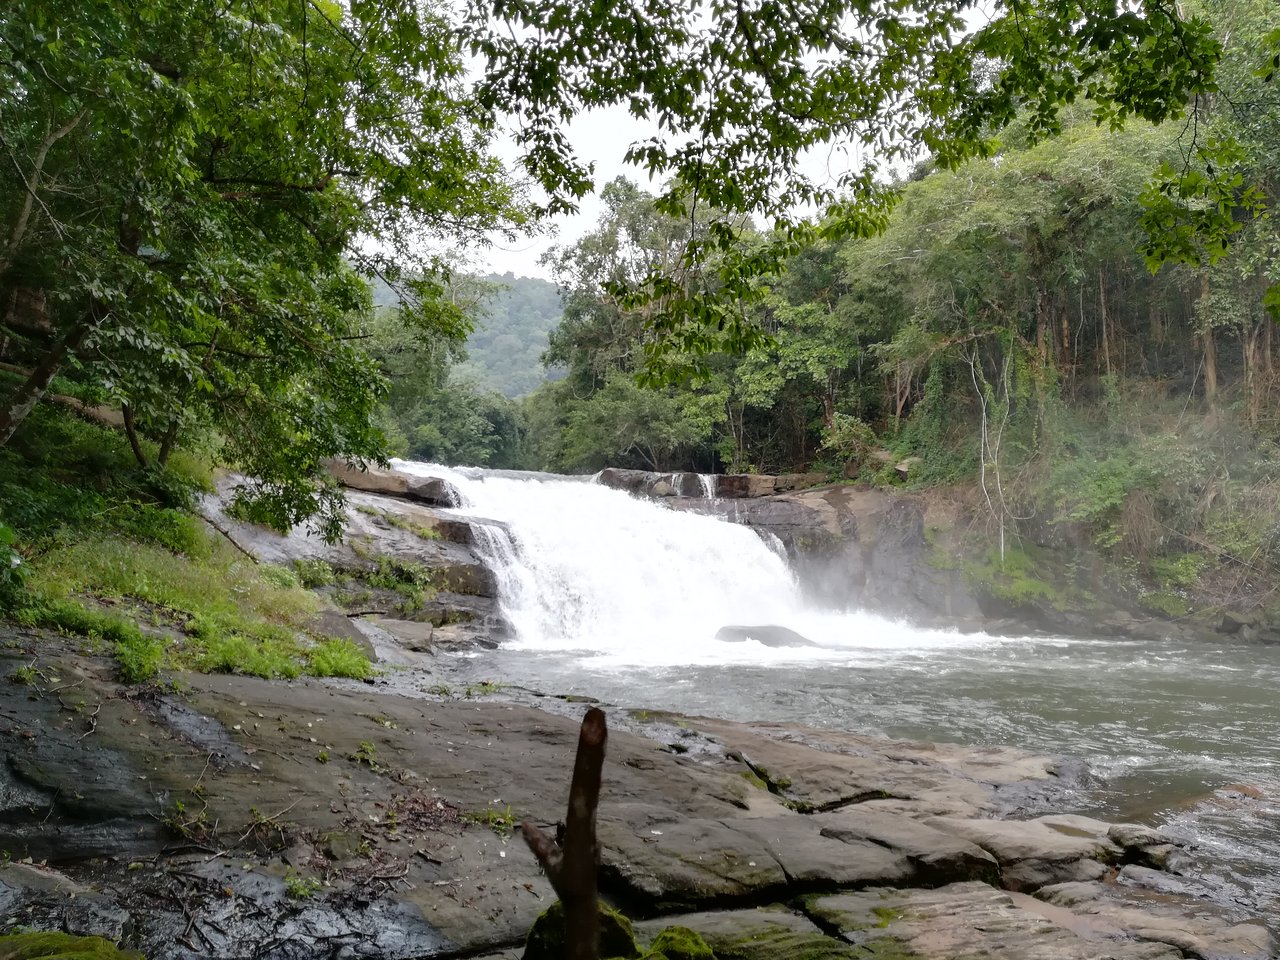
[395,461,996,666]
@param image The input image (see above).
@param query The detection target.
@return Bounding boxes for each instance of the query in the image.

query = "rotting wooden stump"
[522,706,607,960]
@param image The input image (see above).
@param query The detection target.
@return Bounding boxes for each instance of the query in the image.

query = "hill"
[459,273,564,397]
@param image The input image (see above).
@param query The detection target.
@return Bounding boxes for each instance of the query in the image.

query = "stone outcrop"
[202,474,508,648]
[714,625,817,647]
[325,458,461,507]
[1,631,1270,960]
[595,468,825,500]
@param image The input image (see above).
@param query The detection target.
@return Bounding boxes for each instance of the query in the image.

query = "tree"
[1,0,1230,533]
[0,0,523,537]
[470,0,1221,377]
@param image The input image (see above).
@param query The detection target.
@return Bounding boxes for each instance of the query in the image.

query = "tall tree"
[0,0,523,536]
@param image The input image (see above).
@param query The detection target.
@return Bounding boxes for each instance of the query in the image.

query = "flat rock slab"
[925,816,1121,890]
[2,638,1272,960]
[1037,880,1275,960]
[687,717,1058,817]
[635,907,858,960]
[813,808,999,886]
[808,882,1184,960]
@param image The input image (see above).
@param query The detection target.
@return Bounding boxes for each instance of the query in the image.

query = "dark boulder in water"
[715,624,818,647]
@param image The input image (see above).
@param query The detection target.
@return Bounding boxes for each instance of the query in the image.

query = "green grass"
[1,405,372,683]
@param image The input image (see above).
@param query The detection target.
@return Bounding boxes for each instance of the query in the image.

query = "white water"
[395,460,1000,667]
[394,461,1280,921]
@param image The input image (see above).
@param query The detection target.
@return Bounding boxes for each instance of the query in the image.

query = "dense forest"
[1,0,1270,639]
[483,0,1280,619]
[459,275,564,398]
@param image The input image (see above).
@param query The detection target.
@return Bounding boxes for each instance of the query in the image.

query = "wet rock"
[326,460,460,507]
[686,717,1057,818]
[924,816,1121,891]
[149,697,254,768]
[809,882,1183,959]
[1037,880,1275,960]
[3,638,1270,960]
[813,808,999,886]
[599,815,788,907]
[371,618,435,653]
[595,468,660,496]
[714,625,817,648]
[651,480,677,497]
[1217,610,1257,635]
[715,475,779,499]
[0,864,131,943]
[771,473,825,493]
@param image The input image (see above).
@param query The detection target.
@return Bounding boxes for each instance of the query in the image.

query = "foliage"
[470,0,1220,375]
[2,408,370,681]
[0,523,27,610]
[369,306,526,468]
[0,931,143,959]
[460,274,565,397]
[308,638,375,680]
[283,872,323,900]
[461,805,517,836]
[523,901,639,960]
[0,0,524,535]
[820,415,878,470]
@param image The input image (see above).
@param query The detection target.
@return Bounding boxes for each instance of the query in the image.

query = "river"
[398,460,1280,921]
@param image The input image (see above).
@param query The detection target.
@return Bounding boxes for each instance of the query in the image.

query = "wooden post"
[522,707,607,960]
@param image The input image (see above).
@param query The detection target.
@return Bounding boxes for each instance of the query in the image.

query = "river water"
[398,461,1280,920]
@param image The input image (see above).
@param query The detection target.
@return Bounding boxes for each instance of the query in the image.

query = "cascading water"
[393,460,1280,921]
[396,460,995,667]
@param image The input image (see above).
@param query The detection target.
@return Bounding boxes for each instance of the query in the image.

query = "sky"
[476,104,657,280]
[467,2,999,283]
[473,104,870,282]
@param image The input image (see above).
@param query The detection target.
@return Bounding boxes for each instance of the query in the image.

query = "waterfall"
[395,461,993,666]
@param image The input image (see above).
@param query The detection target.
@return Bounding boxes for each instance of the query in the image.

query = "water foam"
[395,460,998,667]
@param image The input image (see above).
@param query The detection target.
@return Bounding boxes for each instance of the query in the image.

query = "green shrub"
[0,930,143,958]
[307,638,373,680]
[260,565,302,590]
[820,413,877,468]
[198,629,302,679]
[0,522,28,611]
[14,596,163,682]
[293,558,337,588]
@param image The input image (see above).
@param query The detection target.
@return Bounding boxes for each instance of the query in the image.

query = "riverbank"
[2,626,1273,960]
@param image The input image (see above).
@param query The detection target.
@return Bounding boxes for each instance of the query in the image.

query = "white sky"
[469,1,999,281]
[473,105,869,281]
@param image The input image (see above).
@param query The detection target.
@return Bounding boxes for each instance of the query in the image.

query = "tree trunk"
[1199,272,1217,409]
[1099,269,1112,379]
[1246,328,1259,423]
[1203,330,1218,408]
[0,110,87,277]
[1059,304,1071,380]
[157,417,180,467]
[521,708,607,960]
[0,311,100,446]
[121,404,150,468]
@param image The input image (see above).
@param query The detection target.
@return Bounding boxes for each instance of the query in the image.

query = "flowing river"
[397,461,1280,920]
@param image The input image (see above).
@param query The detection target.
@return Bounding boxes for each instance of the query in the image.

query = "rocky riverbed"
[3,463,1275,959]
[1,623,1274,960]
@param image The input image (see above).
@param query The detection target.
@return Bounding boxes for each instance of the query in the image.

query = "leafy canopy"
[469,0,1221,379]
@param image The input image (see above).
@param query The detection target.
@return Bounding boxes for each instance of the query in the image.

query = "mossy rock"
[524,900,640,960]
[645,926,715,959]
[0,933,143,960]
